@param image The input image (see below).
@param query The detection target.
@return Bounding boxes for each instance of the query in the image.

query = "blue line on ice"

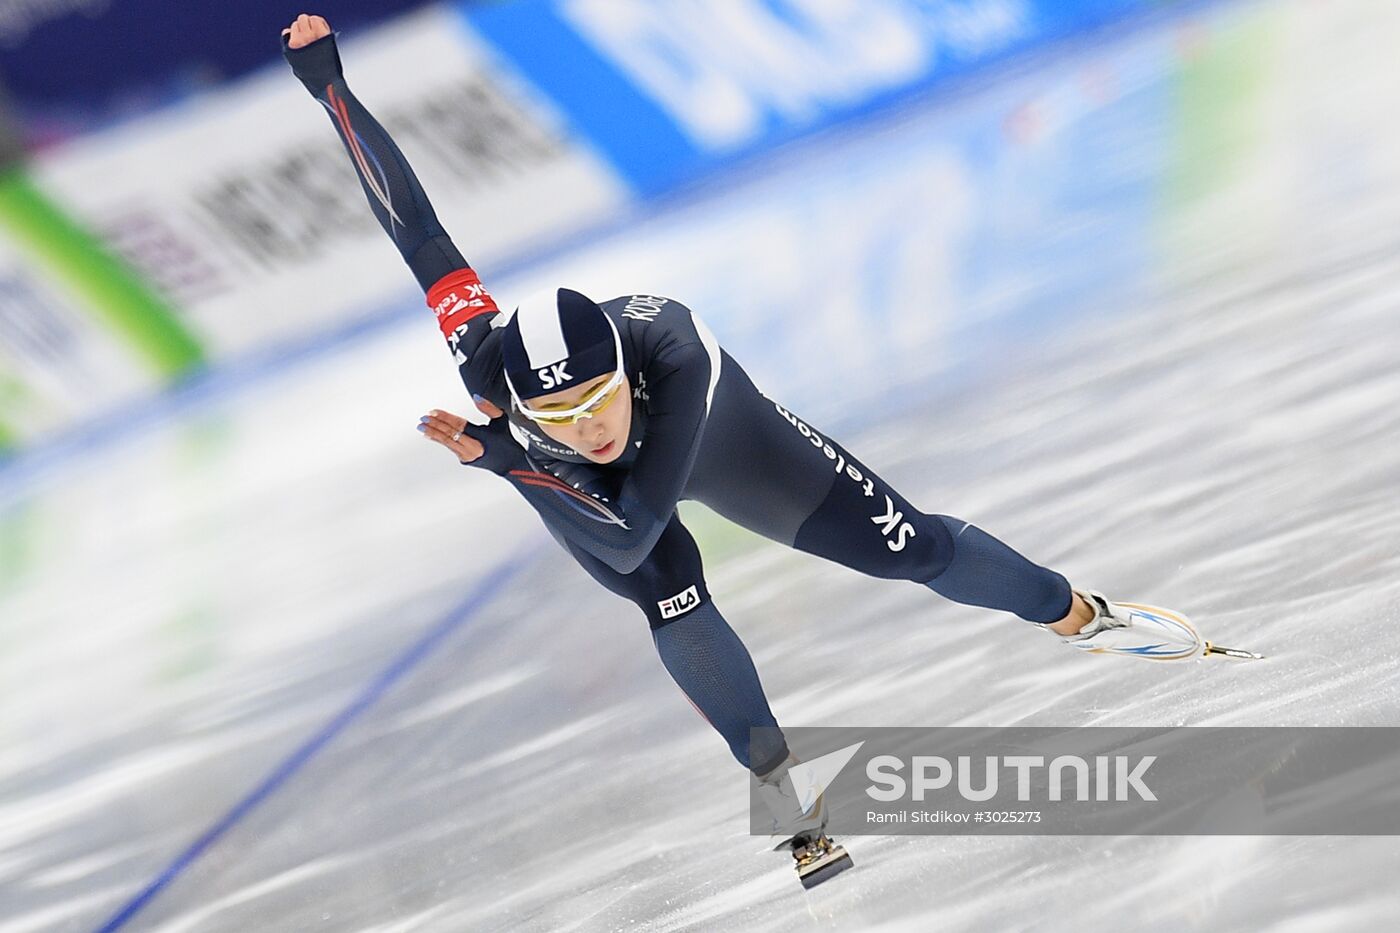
[91,542,539,933]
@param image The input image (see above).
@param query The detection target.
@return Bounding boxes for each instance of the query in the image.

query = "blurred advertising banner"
[0,180,178,446]
[0,0,433,147]
[0,76,202,448]
[3,0,1214,454]
[30,7,628,364]
[461,0,1171,195]
[506,15,1226,425]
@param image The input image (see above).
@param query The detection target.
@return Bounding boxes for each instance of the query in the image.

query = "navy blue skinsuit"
[287,34,1072,776]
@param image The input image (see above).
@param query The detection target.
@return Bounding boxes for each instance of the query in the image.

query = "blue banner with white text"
[459,0,1170,196]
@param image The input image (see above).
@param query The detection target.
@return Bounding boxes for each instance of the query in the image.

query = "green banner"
[0,170,204,378]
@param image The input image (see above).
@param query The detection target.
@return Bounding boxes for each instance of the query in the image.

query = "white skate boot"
[756,753,854,888]
[1056,590,1263,661]
[756,752,829,841]
[1059,589,1207,660]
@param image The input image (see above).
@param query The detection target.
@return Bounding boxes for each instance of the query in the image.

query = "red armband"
[427,267,501,339]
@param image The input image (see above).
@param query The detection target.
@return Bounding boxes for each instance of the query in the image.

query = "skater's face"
[525,371,633,464]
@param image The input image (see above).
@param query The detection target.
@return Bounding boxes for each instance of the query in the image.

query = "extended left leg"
[685,365,1073,624]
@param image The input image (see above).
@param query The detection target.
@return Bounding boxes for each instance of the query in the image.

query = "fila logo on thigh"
[658,585,701,620]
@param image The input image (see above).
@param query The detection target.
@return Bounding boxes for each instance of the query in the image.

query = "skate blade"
[797,845,853,889]
[1112,603,1263,661]
[1111,601,1204,659]
[1204,642,1265,660]
[1078,642,1203,661]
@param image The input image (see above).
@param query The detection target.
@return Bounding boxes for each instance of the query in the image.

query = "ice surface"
[3,0,1400,930]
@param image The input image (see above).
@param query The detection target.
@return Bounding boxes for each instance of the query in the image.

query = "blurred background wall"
[0,0,1244,457]
[7,3,1400,928]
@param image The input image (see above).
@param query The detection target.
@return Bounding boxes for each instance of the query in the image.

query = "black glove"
[282,32,344,96]
[458,414,529,476]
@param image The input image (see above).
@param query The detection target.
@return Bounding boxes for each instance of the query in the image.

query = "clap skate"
[783,830,853,889]
[1059,589,1262,661]
[756,753,854,888]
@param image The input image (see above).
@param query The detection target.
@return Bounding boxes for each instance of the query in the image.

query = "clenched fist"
[282,13,331,49]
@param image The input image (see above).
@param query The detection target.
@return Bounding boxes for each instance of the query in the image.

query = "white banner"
[0,232,156,441]
[33,6,628,359]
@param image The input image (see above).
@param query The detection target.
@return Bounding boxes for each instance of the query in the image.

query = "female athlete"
[282,12,1214,875]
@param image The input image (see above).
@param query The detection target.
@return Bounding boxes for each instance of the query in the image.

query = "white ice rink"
[3,1,1400,930]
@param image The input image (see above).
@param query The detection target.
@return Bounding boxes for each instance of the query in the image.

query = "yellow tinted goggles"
[519,373,624,425]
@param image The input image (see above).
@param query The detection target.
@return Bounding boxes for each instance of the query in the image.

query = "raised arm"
[282,14,465,290]
[281,14,504,400]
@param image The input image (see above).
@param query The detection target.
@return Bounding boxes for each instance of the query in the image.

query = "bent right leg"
[551,514,789,776]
